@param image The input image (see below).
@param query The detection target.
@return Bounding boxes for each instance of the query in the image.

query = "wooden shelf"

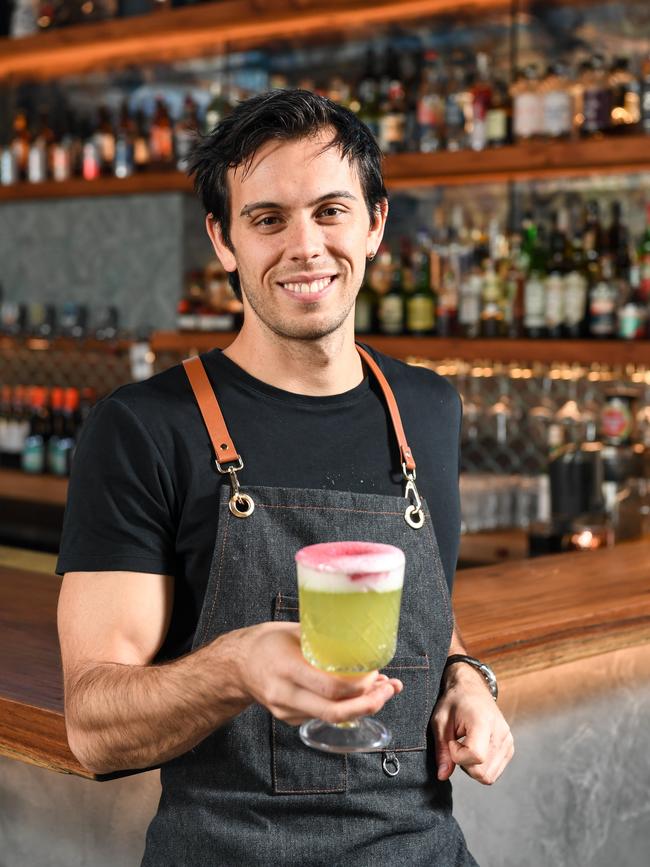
[0,335,132,353]
[150,332,650,365]
[2,137,649,203]
[0,469,68,507]
[0,0,510,82]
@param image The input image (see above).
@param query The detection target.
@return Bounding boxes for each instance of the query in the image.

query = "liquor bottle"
[406,248,435,336]
[470,52,493,152]
[94,106,117,176]
[486,76,511,148]
[563,237,589,338]
[637,203,650,302]
[10,109,31,182]
[512,65,544,141]
[444,60,471,151]
[0,386,12,467]
[21,387,51,475]
[608,57,641,134]
[416,51,445,153]
[354,277,375,334]
[175,95,200,172]
[149,98,174,168]
[377,252,405,335]
[27,109,52,183]
[458,250,483,338]
[204,80,231,133]
[437,247,459,338]
[50,111,74,182]
[583,199,606,289]
[504,234,525,337]
[479,259,504,337]
[378,77,407,155]
[642,54,650,136]
[541,62,573,139]
[522,218,547,338]
[46,387,65,474]
[81,117,101,181]
[3,386,29,470]
[133,110,151,172]
[0,140,17,186]
[617,266,647,340]
[49,388,79,477]
[588,255,618,339]
[114,101,136,179]
[357,49,381,140]
[545,209,569,339]
[582,54,612,137]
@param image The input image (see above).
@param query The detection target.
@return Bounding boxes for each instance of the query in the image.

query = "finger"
[460,731,515,786]
[449,723,492,768]
[295,665,384,700]
[431,713,457,781]
[279,679,399,726]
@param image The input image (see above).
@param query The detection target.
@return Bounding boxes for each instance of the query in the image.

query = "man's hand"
[234,621,403,726]
[431,662,514,785]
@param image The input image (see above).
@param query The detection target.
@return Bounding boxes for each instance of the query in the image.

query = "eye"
[318,207,344,218]
[256,216,281,227]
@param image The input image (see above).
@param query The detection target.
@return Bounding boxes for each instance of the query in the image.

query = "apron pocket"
[374,655,430,751]
[271,593,347,795]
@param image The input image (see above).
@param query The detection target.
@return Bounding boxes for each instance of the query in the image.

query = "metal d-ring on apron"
[141,344,477,866]
[182,344,426,529]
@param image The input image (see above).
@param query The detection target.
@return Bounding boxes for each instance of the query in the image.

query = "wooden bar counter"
[1,539,649,780]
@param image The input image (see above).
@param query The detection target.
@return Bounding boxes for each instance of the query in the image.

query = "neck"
[222,318,365,396]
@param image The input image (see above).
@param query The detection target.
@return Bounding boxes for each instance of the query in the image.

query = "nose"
[286,213,324,262]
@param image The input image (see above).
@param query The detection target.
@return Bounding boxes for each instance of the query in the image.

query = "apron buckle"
[215,457,256,519]
[402,466,425,530]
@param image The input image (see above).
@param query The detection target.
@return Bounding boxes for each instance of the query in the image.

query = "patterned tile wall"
[0,192,210,334]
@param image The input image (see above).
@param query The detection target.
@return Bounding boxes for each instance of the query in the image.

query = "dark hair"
[187,89,388,300]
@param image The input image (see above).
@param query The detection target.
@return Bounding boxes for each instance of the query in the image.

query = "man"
[57,90,513,866]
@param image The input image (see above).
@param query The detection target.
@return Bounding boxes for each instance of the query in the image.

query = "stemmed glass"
[295,541,405,753]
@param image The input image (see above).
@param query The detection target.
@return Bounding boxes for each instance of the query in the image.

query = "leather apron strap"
[183,344,424,528]
[182,344,416,473]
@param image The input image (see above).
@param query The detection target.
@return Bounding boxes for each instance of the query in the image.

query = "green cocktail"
[295,540,405,753]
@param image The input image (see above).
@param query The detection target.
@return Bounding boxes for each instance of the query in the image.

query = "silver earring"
[367,251,375,261]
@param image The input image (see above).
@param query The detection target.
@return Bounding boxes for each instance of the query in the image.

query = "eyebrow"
[239,190,357,218]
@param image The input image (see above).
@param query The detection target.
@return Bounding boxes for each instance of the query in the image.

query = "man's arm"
[58,571,402,775]
[431,619,514,785]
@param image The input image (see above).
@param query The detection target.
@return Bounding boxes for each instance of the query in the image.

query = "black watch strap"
[444,654,498,701]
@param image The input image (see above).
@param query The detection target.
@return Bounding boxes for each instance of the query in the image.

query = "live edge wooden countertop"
[1,540,650,780]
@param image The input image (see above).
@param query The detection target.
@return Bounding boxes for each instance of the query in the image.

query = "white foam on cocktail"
[297,563,403,593]
[295,541,405,593]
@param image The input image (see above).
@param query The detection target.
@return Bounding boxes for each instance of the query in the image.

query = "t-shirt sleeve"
[56,395,177,576]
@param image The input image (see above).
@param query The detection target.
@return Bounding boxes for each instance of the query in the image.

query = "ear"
[367,198,389,258]
[205,215,237,273]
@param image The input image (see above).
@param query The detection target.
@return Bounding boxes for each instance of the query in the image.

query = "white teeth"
[282,276,333,294]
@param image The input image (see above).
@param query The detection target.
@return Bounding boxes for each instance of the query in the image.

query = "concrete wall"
[1,646,649,866]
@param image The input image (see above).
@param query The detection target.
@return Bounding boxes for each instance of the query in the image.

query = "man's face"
[207,131,387,342]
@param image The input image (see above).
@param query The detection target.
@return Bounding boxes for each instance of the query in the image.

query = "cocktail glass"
[295,541,405,753]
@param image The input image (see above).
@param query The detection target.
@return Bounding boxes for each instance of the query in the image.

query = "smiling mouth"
[279,275,336,295]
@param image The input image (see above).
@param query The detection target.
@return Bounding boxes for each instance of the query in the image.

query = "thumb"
[433,722,457,781]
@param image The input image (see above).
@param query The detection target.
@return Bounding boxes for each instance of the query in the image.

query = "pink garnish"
[295,541,404,574]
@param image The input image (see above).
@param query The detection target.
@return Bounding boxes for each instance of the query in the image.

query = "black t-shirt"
[56,343,462,661]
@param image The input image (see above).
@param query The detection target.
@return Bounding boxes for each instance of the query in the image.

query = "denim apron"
[141,345,477,867]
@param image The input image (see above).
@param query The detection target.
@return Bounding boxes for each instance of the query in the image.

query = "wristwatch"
[444,654,498,701]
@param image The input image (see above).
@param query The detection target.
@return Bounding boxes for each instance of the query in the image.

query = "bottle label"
[458,276,481,326]
[514,93,543,138]
[406,296,435,332]
[417,95,443,128]
[378,296,404,334]
[524,276,546,327]
[379,113,406,147]
[601,401,632,443]
[583,89,611,133]
[563,271,587,326]
[589,282,617,335]
[543,90,572,137]
[21,438,45,474]
[486,108,507,143]
[354,297,374,333]
[544,275,565,327]
[617,304,645,340]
